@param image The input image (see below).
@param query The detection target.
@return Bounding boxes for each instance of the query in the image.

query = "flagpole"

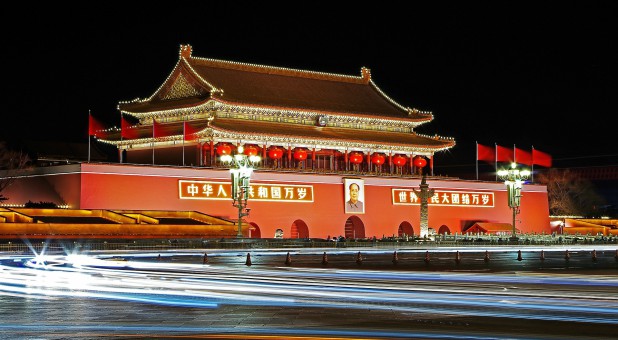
[513,144,516,164]
[152,119,155,165]
[475,141,479,180]
[494,142,498,181]
[531,145,535,182]
[88,110,91,163]
[120,112,124,163]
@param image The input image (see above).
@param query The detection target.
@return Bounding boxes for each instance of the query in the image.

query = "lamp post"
[497,163,530,241]
[220,145,261,238]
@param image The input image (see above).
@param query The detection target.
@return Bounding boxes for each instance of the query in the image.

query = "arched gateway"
[345,216,365,239]
[438,225,451,235]
[249,222,261,238]
[290,219,309,239]
[397,221,414,237]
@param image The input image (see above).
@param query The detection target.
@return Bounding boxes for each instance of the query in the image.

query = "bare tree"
[536,168,605,217]
[0,141,31,201]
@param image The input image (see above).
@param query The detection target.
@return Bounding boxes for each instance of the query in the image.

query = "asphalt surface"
[1,246,616,339]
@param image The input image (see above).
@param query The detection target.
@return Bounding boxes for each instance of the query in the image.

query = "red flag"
[496,144,514,163]
[183,122,199,141]
[88,114,106,137]
[153,119,171,138]
[514,148,532,165]
[532,148,552,167]
[121,115,139,139]
[477,143,495,163]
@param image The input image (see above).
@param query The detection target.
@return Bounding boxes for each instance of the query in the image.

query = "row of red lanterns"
[214,143,291,160]
[349,152,427,168]
[214,143,426,167]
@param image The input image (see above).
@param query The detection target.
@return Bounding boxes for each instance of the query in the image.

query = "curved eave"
[119,97,431,129]
[99,118,455,154]
[119,96,212,116]
[367,79,434,122]
[212,98,432,125]
[118,57,217,116]
[209,118,454,152]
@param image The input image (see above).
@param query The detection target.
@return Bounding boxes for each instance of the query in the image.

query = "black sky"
[2,3,616,172]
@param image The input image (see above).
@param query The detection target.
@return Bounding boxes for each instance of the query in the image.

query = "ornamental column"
[412,159,432,238]
[416,173,434,238]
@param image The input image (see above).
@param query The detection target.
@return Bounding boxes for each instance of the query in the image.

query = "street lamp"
[497,163,531,241]
[220,145,261,238]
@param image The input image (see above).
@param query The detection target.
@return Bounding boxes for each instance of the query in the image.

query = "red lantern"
[371,153,385,165]
[293,148,307,161]
[216,143,232,156]
[268,147,283,159]
[413,156,427,168]
[243,145,259,156]
[393,155,407,166]
[349,152,363,164]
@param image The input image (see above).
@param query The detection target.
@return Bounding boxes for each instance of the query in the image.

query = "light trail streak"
[1,252,617,327]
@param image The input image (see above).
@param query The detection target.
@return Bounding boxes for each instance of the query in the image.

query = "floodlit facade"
[3,45,551,239]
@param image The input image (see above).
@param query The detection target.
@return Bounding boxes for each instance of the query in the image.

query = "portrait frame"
[344,178,365,214]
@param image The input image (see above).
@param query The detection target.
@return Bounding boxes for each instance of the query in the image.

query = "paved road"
[1,246,617,339]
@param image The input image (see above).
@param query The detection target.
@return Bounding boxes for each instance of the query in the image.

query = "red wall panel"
[76,164,550,239]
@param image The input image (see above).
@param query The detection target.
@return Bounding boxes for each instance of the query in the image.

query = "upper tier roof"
[119,45,432,122]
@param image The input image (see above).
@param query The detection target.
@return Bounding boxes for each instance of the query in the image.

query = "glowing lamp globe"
[413,156,427,168]
[243,145,259,156]
[293,149,307,161]
[216,143,232,156]
[371,153,385,165]
[349,152,363,164]
[268,147,283,159]
[393,155,407,166]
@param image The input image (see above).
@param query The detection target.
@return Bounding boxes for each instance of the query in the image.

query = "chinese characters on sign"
[392,189,494,207]
[179,180,314,202]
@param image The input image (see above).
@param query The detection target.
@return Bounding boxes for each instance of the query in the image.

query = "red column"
[430,155,434,176]
[344,150,348,171]
[262,144,267,166]
[209,140,214,166]
[366,152,371,172]
[388,152,393,174]
[287,146,292,168]
[312,147,316,170]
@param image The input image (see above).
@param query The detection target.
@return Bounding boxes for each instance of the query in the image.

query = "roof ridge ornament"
[361,67,371,83]
[180,44,193,58]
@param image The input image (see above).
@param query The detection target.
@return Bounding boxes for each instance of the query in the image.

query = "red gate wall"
[5,163,551,238]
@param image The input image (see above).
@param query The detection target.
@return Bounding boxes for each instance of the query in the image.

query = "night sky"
[2,3,616,174]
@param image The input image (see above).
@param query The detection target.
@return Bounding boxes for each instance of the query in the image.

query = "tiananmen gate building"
[2,45,551,239]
